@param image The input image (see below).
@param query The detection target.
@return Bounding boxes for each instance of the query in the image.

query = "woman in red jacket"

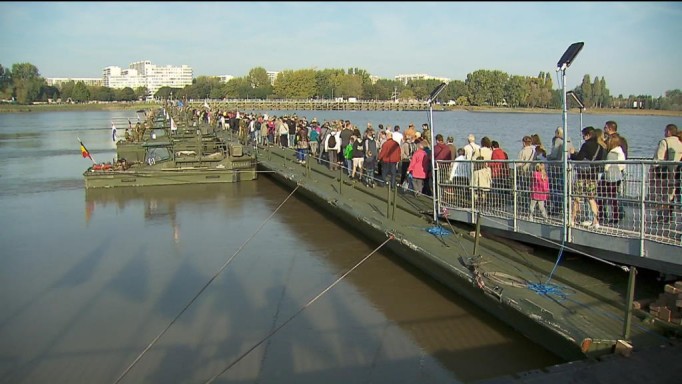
[407,140,430,196]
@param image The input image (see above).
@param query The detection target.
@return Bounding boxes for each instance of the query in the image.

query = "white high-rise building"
[103,66,145,90]
[103,60,193,96]
[394,73,450,85]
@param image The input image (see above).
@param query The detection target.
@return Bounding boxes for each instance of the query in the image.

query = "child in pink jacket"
[530,163,550,219]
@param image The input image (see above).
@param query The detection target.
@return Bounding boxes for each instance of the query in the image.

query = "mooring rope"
[203,234,395,384]
[113,184,301,384]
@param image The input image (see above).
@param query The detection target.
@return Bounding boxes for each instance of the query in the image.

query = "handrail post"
[474,211,482,256]
[623,266,636,340]
[469,159,475,218]
[639,164,647,256]
[386,182,391,218]
[392,180,398,221]
[512,163,518,231]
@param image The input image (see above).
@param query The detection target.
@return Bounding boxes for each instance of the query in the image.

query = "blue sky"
[1,2,680,97]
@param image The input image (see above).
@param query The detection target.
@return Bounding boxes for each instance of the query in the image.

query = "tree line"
[1,62,680,111]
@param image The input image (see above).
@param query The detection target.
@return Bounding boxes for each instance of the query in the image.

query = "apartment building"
[103,60,193,96]
[46,77,103,87]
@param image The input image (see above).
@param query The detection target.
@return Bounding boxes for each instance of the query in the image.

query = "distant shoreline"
[1,102,681,117]
[460,106,682,117]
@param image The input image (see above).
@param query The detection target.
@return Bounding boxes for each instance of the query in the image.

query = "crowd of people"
[178,105,682,228]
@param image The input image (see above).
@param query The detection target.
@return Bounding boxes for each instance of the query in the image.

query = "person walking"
[111,121,117,142]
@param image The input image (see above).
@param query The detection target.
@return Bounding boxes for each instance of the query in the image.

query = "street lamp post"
[556,41,584,239]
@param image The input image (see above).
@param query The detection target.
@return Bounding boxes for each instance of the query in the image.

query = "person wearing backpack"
[325,126,341,171]
[351,135,365,181]
[318,122,331,164]
[362,128,378,188]
[400,136,417,187]
[309,121,320,159]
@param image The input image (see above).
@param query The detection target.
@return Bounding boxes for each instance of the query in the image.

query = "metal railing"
[436,158,682,252]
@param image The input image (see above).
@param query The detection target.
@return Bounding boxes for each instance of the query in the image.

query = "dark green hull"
[86,138,255,189]
[84,157,256,189]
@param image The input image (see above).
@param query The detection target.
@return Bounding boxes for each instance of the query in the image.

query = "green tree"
[209,83,227,99]
[224,77,251,99]
[579,74,592,108]
[592,76,603,108]
[442,80,468,104]
[466,70,506,106]
[38,85,59,102]
[59,81,75,102]
[465,70,487,106]
[116,87,136,101]
[71,81,90,102]
[134,87,148,101]
[247,67,270,89]
[89,86,114,101]
[408,79,444,101]
[363,78,397,100]
[0,64,12,100]
[12,63,44,104]
[598,77,610,108]
[398,88,415,101]
[313,68,343,99]
[155,86,174,100]
[246,67,272,99]
[661,89,682,111]
[336,74,364,99]
[273,69,316,99]
[504,76,528,107]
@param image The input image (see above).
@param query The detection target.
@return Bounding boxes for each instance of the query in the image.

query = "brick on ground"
[658,307,672,322]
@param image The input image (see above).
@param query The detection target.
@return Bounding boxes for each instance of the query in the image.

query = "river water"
[0,109,678,383]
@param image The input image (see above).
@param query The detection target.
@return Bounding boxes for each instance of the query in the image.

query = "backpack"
[408,142,417,156]
[328,134,337,148]
[365,139,377,158]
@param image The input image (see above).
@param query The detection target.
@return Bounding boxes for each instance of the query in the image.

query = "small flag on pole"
[79,139,93,161]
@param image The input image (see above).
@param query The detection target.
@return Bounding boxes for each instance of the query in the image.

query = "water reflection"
[73,181,562,383]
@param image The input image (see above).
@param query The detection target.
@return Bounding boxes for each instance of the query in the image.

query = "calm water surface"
[1,109,677,383]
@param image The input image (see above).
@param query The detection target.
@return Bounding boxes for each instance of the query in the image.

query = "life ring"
[147,157,156,165]
[92,163,112,171]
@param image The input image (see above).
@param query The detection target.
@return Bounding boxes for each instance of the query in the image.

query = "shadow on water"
[0,235,115,383]
[2,180,562,383]
[107,245,150,303]
[214,179,565,382]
